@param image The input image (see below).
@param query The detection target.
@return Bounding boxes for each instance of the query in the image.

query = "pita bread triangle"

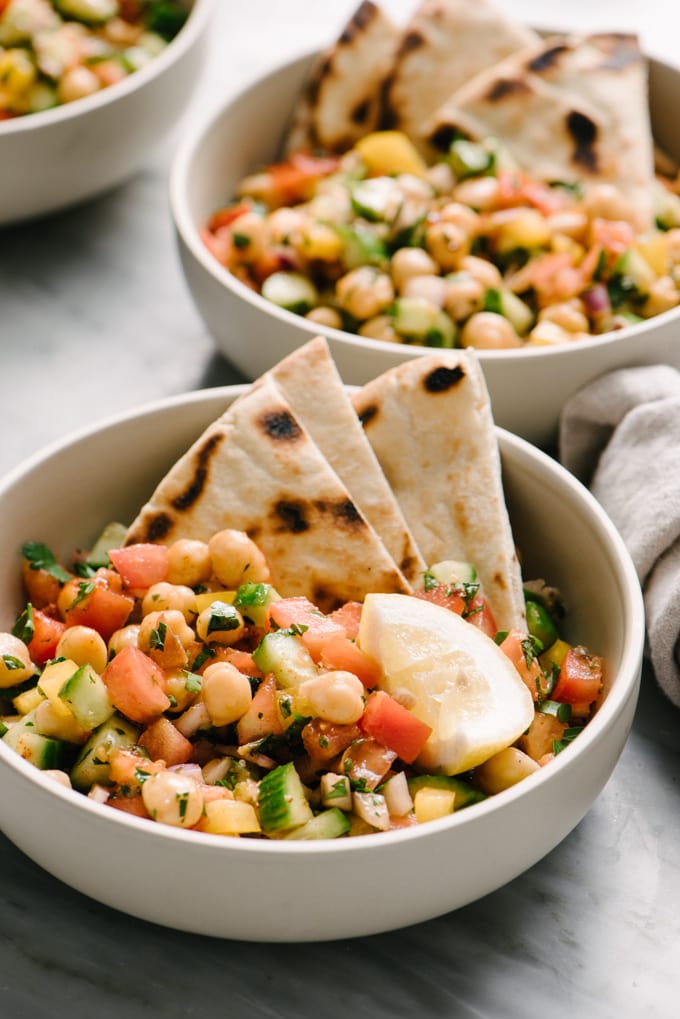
[266,336,426,585]
[351,349,526,633]
[125,374,412,612]
[420,32,655,231]
[283,0,399,156]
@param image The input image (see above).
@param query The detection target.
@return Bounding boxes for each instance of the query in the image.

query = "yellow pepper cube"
[540,638,571,673]
[12,685,44,715]
[354,131,428,178]
[413,787,456,824]
[193,590,235,614]
[199,798,262,836]
[38,659,79,719]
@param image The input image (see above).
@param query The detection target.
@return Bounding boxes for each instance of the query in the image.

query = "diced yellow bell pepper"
[193,590,235,614]
[413,786,456,824]
[13,685,44,715]
[635,232,668,276]
[540,637,571,673]
[38,659,79,719]
[199,798,261,835]
[494,208,551,253]
[354,131,428,178]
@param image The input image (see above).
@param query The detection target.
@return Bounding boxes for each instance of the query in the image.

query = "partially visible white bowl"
[170,49,680,449]
[0,385,644,941]
[0,0,215,226]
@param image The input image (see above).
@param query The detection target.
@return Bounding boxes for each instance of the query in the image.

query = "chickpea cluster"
[204,135,680,350]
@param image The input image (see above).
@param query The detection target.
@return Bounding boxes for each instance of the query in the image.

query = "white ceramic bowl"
[0,386,644,941]
[0,0,215,226]
[171,49,680,449]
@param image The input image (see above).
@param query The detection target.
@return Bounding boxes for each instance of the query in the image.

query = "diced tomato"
[552,646,603,707]
[109,544,169,591]
[138,716,193,766]
[268,596,346,662]
[340,737,397,790]
[464,594,497,639]
[60,580,134,641]
[320,634,382,688]
[496,169,564,214]
[236,675,283,744]
[202,647,263,678]
[589,217,635,256]
[499,629,551,701]
[206,201,253,232]
[108,747,165,787]
[359,690,432,764]
[21,561,62,610]
[102,646,170,724]
[525,251,583,305]
[201,226,233,266]
[328,601,363,640]
[107,794,150,818]
[264,152,340,206]
[27,608,66,666]
[415,583,465,616]
[301,718,363,771]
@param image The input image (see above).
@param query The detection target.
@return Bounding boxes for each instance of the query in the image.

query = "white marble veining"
[1,2,680,1015]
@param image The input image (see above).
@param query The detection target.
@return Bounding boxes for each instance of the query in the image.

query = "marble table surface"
[1,2,679,1015]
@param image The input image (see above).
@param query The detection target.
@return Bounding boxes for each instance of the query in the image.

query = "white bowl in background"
[170,49,680,449]
[0,385,644,941]
[0,0,215,226]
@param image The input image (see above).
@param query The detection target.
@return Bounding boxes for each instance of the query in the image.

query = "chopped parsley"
[12,604,34,644]
[553,725,583,755]
[1,654,24,672]
[206,602,241,634]
[21,541,70,583]
[324,778,350,801]
[149,621,167,651]
[183,671,203,694]
[68,581,96,611]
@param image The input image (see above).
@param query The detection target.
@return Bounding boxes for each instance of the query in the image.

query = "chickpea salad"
[203,130,680,350]
[0,0,187,118]
[0,525,603,840]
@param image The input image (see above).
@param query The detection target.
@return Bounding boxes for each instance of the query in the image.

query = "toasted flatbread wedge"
[267,337,426,585]
[381,0,539,138]
[126,375,412,612]
[352,351,526,632]
[283,0,399,155]
[421,32,655,231]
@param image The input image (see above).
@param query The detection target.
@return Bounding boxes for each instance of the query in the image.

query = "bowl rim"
[169,44,680,365]
[0,0,216,136]
[0,384,645,858]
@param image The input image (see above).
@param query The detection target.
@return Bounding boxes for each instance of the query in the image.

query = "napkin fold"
[559,364,680,708]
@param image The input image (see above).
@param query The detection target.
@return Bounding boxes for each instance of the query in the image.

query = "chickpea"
[142,582,196,623]
[139,610,195,653]
[358,314,401,343]
[165,669,200,714]
[546,210,589,242]
[453,175,501,211]
[108,624,141,657]
[390,247,438,292]
[459,254,502,290]
[167,539,212,588]
[56,626,108,674]
[443,272,484,321]
[527,320,574,346]
[335,267,394,321]
[643,276,680,317]
[229,211,267,263]
[425,220,469,271]
[460,312,522,350]
[305,306,343,330]
[266,207,305,245]
[439,201,480,235]
[538,299,590,334]
[196,602,245,646]
[582,183,635,223]
[208,529,270,588]
[664,228,680,264]
[141,770,204,828]
[202,662,253,727]
[57,66,100,104]
[425,161,455,195]
[0,633,36,687]
[402,273,447,307]
[298,670,365,725]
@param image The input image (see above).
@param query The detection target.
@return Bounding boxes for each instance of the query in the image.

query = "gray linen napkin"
[559,364,680,708]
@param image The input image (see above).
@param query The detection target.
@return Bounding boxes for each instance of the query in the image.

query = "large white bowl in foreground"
[0,0,215,226]
[0,387,644,941]
[171,50,680,449]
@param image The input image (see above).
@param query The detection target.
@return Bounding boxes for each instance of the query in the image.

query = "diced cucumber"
[3,711,63,769]
[0,718,8,737]
[261,272,318,314]
[252,630,318,689]
[70,714,140,791]
[611,249,656,296]
[448,139,494,180]
[59,663,115,730]
[232,583,282,629]
[524,599,559,653]
[258,762,313,832]
[428,560,477,586]
[390,297,457,347]
[283,807,350,840]
[350,177,401,222]
[483,287,534,336]
[654,179,680,229]
[55,0,118,24]
[337,225,388,269]
[85,521,128,570]
[407,774,487,809]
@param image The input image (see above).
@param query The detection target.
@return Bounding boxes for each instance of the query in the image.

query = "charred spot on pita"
[274,500,310,534]
[351,97,372,125]
[566,110,599,172]
[527,44,569,74]
[171,432,223,511]
[340,0,376,43]
[397,29,424,57]
[260,409,302,442]
[326,499,363,529]
[134,512,173,543]
[428,123,459,153]
[486,77,531,103]
[356,402,378,427]
[598,34,641,71]
[493,571,508,591]
[424,365,465,393]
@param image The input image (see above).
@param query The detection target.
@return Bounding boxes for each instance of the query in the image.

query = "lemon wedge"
[359,594,534,775]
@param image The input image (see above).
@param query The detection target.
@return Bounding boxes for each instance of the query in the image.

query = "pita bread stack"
[126,338,526,631]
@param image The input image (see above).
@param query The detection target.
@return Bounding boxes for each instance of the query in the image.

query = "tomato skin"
[320,634,382,688]
[236,675,282,744]
[102,646,170,724]
[268,596,346,662]
[464,594,497,639]
[301,718,363,771]
[328,601,363,640]
[61,582,134,641]
[339,737,397,790]
[21,562,62,610]
[139,716,193,766]
[499,629,550,701]
[359,690,432,764]
[552,646,603,707]
[27,608,66,666]
[109,545,169,591]
[415,583,465,616]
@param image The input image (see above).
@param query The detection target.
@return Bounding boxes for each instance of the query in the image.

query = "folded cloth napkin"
[559,364,680,708]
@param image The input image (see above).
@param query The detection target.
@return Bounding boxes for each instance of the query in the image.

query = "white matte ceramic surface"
[0,386,644,941]
[0,0,214,226]
[170,50,680,449]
